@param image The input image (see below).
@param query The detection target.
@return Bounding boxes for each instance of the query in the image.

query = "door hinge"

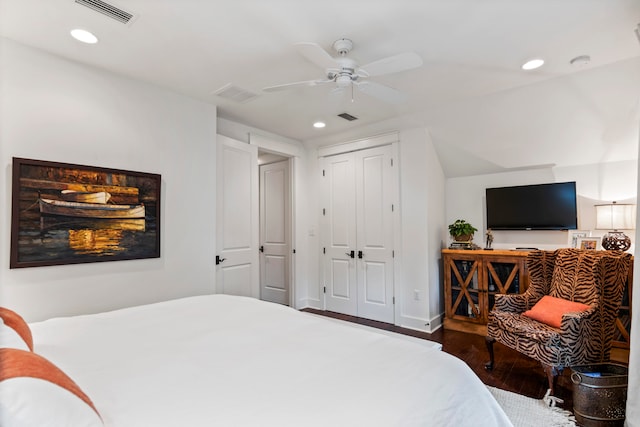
[323,247,326,254]
[292,249,296,254]
[392,250,395,258]
[391,158,394,167]
[323,286,326,294]
[323,208,326,216]
[393,296,395,304]
[391,204,394,212]
[322,169,325,177]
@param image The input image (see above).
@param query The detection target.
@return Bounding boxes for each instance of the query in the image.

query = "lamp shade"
[595,203,636,230]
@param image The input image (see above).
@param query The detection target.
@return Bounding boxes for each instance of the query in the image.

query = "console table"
[443,249,529,335]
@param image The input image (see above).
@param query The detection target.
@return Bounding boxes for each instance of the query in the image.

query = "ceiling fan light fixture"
[521,58,544,70]
[336,75,352,88]
[263,38,422,104]
[313,121,326,129]
[70,29,98,44]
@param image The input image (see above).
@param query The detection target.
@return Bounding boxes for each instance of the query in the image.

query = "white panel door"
[259,160,290,305]
[322,146,395,323]
[323,152,358,315]
[355,145,395,323]
[216,135,259,298]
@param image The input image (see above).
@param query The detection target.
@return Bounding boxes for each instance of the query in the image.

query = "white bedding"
[30,295,512,426]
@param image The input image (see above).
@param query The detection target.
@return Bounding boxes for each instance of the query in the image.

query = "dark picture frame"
[10,157,161,268]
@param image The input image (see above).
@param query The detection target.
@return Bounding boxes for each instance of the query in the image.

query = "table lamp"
[595,202,636,251]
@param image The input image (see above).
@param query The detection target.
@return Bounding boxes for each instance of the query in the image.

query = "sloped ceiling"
[1,0,639,177]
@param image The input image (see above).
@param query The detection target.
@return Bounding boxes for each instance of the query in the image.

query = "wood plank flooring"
[302,308,580,410]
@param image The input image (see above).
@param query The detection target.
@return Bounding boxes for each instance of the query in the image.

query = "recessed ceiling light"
[521,58,544,70]
[313,121,326,129]
[70,29,98,44]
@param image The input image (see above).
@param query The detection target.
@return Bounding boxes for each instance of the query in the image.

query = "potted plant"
[448,219,478,242]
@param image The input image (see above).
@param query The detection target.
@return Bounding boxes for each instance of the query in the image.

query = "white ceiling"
[1,0,639,177]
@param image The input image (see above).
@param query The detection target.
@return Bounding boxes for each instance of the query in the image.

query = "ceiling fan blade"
[294,42,339,70]
[358,52,423,77]
[354,80,407,104]
[263,79,332,92]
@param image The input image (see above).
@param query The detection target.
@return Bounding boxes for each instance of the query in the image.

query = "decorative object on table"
[10,157,161,268]
[485,228,494,250]
[567,230,590,248]
[595,201,636,251]
[576,237,600,251]
[448,219,477,240]
[448,219,478,249]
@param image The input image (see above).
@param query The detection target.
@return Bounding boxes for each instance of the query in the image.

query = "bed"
[0,294,512,426]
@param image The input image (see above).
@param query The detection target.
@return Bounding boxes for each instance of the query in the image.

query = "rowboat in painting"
[39,198,145,219]
[61,190,112,204]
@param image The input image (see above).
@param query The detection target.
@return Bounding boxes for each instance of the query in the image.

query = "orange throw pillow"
[523,295,590,328]
[0,307,33,351]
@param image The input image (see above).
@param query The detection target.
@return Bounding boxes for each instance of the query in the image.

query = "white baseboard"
[296,298,322,311]
[398,312,443,334]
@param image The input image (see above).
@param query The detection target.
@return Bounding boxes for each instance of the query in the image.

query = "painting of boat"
[11,157,160,268]
[61,190,111,204]
[39,198,145,219]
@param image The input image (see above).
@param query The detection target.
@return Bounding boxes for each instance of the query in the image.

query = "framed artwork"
[576,237,600,251]
[10,157,161,268]
[567,230,591,248]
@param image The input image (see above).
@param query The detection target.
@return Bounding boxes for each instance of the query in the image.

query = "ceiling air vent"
[75,0,135,24]
[337,112,358,121]
[213,84,259,103]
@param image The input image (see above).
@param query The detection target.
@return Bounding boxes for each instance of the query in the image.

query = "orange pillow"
[0,307,33,351]
[522,295,590,328]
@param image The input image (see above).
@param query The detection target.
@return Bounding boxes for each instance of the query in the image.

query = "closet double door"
[321,145,396,324]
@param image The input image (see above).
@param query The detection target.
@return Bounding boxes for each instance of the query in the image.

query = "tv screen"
[486,182,578,230]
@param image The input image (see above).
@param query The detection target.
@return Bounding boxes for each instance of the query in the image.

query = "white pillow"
[0,321,30,351]
[0,349,103,427]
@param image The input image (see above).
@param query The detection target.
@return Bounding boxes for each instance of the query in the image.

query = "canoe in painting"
[39,198,145,219]
[61,190,112,204]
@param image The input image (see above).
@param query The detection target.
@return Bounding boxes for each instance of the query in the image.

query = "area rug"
[488,386,577,427]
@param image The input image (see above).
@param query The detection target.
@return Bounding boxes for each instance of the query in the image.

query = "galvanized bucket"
[571,363,628,427]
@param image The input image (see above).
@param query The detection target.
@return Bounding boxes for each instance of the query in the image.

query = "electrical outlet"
[414,290,420,301]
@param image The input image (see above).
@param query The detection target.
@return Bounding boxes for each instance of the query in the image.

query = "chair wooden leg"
[541,363,561,395]
[485,337,495,370]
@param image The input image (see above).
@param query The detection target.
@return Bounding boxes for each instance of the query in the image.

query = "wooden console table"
[443,249,529,335]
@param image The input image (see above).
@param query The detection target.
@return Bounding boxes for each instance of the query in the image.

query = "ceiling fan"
[262,38,423,104]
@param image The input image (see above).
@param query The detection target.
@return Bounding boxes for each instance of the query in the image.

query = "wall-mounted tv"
[486,182,578,230]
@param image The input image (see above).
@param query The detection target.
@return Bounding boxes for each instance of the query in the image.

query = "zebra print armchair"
[485,248,632,395]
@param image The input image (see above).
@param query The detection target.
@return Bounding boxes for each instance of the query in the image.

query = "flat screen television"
[486,182,578,230]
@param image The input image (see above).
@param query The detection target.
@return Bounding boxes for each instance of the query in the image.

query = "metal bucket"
[571,363,628,427]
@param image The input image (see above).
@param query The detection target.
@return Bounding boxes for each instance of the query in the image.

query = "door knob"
[216,255,227,265]
[358,250,364,259]
[345,250,355,259]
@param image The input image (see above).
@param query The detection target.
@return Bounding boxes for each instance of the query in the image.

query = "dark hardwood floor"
[302,308,579,410]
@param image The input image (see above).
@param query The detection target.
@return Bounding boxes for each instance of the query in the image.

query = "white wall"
[446,160,637,250]
[397,128,446,330]
[625,122,640,427]
[0,39,218,321]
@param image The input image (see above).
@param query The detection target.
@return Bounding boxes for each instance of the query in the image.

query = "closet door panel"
[323,153,357,315]
[355,145,395,323]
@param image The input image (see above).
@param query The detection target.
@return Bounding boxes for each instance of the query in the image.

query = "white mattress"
[30,295,512,426]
